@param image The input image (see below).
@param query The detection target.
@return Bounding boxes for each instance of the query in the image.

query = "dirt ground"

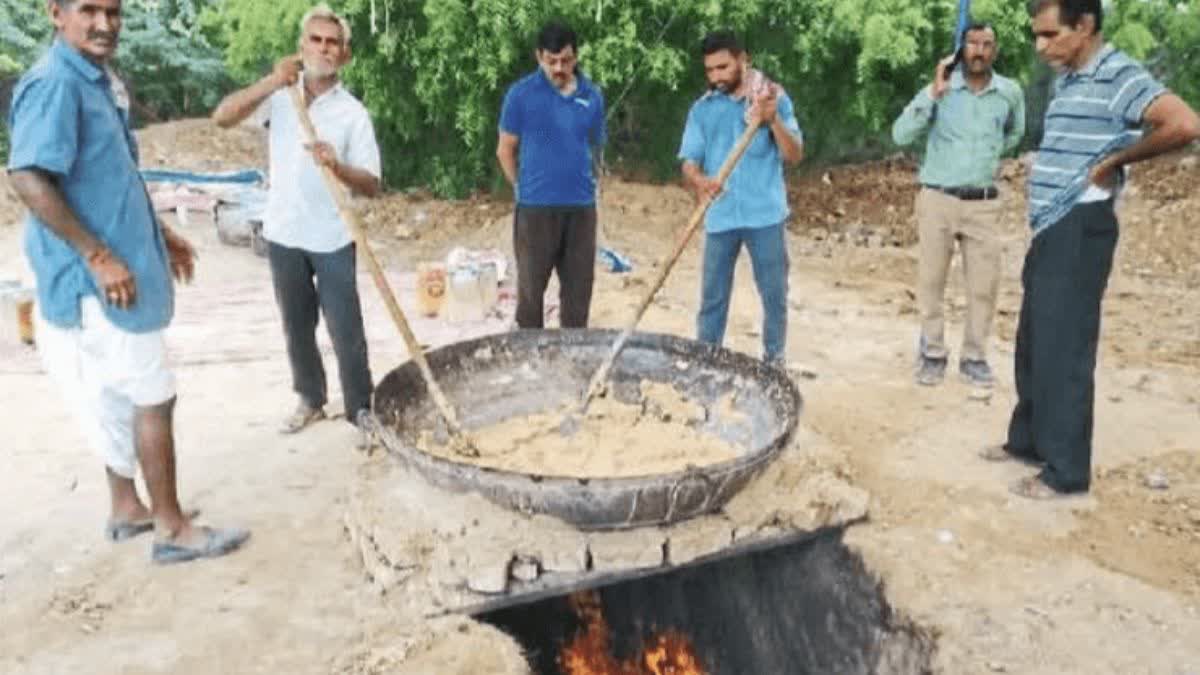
[1,119,1198,674]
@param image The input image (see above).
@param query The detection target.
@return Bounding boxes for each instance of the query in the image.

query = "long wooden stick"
[578,120,763,412]
[286,84,474,453]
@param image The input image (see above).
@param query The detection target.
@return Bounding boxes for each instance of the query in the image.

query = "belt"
[924,184,998,201]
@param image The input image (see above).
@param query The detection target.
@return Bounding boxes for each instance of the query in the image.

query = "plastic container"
[445,264,484,322]
[0,282,35,346]
[416,262,447,317]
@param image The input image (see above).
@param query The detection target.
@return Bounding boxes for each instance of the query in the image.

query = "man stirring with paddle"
[212,3,381,441]
[678,30,804,370]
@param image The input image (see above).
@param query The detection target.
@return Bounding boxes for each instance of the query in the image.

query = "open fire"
[559,591,705,675]
[479,529,936,675]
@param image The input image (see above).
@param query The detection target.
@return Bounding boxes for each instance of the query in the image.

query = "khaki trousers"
[916,187,1004,362]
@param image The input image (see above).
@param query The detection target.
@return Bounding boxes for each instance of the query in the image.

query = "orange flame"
[558,591,706,675]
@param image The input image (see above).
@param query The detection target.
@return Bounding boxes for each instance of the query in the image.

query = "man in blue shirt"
[496,21,606,329]
[892,22,1025,388]
[7,0,248,563]
[678,31,804,367]
[984,0,1199,499]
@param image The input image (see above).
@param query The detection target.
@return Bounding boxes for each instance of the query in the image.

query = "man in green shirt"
[893,22,1025,388]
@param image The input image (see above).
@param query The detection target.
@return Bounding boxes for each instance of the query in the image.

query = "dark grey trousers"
[1005,200,1119,493]
[513,206,597,329]
[267,241,373,419]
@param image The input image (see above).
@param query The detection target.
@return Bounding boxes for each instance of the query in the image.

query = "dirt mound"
[135,118,267,172]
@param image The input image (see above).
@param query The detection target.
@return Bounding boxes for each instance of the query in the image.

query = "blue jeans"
[697,223,789,362]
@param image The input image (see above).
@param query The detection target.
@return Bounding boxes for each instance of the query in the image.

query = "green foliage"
[202,0,1200,197]
[116,0,234,122]
[1,0,231,161]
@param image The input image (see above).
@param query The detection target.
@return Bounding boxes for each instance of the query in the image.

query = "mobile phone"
[941,46,964,80]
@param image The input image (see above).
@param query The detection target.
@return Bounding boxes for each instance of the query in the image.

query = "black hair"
[1027,0,1103,33]
[962,20,995,42]
[700,30,744,57]
[537,21,578,54]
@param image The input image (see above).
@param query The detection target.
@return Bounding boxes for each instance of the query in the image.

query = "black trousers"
[1005,200,1119,493]
[267,241,373,419]
[513,205,597,329]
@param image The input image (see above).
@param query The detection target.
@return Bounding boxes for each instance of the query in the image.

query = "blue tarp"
[141,168,265,185]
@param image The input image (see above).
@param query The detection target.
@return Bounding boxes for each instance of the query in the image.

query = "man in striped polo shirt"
[983,0,1199,499]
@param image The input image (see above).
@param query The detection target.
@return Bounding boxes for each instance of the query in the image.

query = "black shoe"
[915,355,947,386]
[960,359,995,388]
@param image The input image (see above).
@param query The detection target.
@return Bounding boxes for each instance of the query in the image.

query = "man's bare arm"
[211,55,300,129]
[1093,93,1200,183]
[10,169,137,307]
[681,160,720,202]
[10,170,105,257]
[768,116,804,165]
[496,131,519,187]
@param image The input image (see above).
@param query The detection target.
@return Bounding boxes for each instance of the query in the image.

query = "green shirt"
[892,69,1026,189]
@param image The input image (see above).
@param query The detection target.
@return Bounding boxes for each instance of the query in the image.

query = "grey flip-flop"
[106,508,201,543]
[151,526,250,565]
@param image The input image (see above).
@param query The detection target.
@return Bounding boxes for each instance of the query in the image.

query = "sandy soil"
[1,119,1198,674]
[417,382,738,479]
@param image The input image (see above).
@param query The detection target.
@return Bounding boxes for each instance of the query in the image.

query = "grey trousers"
[513,205,597,329]
[1005,200,1118,493]
[267,241,373,419]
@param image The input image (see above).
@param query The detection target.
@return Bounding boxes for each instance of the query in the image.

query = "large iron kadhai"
[372,330,802,530]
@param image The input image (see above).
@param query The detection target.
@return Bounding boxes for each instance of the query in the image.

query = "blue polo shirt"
[678,89,802,233]
[499,69,606,207]
[7,39,172,332]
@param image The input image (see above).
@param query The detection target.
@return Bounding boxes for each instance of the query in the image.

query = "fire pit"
[373,329,801,530]
[478,527,936,674]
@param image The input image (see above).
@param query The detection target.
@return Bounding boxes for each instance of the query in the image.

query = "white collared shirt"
[257,79,381,252]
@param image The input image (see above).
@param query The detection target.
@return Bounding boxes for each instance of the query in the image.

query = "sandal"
[280,403,326,434]
[979,444,1043,466]
[106,508,201,542]
[152,526,251,565]
[1008,475,1067,500]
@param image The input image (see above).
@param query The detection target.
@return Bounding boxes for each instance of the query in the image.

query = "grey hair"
[299,3,352,45]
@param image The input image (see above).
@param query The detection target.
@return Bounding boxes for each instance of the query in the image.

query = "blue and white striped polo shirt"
[1028,45,1166,235]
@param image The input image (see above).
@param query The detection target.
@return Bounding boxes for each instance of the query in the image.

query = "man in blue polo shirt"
[496,21,606,329]
[7,0,248,563]
[678,30,804,367]
[983,0,1199,499]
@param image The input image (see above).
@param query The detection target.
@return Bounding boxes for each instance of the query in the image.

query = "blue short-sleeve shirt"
[7,39,173,332]
[499,70,606,207]
[678,89,802,233]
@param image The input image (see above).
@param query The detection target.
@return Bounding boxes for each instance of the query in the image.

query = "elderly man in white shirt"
[212,3,381,437]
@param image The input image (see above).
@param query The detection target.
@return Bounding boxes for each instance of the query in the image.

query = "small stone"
[936,530,956,545]
[1145,471,1170,490]
[393,224,416,240]
[589,530,666,573]
[987,661,1008,672]
[466,555,512,595]
[510,557,540,583]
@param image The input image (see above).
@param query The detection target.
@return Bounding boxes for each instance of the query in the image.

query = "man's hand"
[87,248,137,309]
[931,54,956,100]
[163,227,197,283]
[747,87,778,127]
[272,54,303,89]
[1088,157,1120,191]
[305,141,339,170]
[692,175,722,203]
